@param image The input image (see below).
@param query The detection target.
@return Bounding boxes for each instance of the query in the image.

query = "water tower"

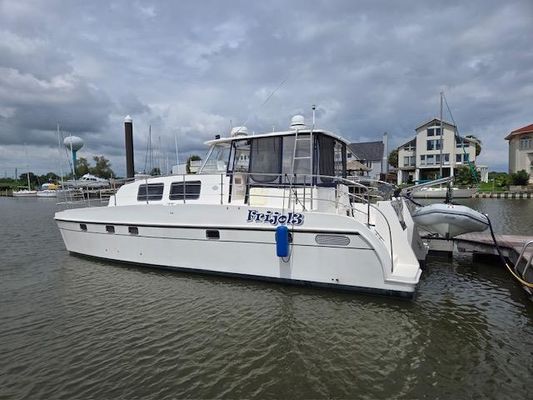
[63,136,84,176]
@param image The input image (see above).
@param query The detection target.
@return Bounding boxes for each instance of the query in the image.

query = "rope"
[486,215,533,288]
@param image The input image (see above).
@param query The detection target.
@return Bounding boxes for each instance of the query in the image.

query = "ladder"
[288,128,313,210]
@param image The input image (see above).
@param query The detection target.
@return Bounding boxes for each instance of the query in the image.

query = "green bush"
[455,166,477,186]
[508,170,530,186]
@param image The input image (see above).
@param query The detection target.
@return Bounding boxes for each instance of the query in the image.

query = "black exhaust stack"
[124,115,135,178]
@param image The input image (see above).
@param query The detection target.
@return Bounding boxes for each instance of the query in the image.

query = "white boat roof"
[205,129,351,146]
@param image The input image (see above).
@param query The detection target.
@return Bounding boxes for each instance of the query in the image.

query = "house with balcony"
[397,118,477,185]
[505,123,533,183]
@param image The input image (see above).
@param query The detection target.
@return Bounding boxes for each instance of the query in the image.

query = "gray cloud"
[0,0,532,176]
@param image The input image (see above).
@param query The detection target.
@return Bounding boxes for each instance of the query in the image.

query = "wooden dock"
[423,233,533,294]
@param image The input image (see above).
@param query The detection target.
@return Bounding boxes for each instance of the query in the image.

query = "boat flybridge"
[55,116,427,297]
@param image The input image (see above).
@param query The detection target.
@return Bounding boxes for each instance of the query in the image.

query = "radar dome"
[290,115,306,129]
[63,136,84,152]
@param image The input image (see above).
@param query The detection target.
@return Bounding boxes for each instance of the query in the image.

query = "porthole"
[80,223,87,231]
[128,226,139,235]
[106,225,115,234]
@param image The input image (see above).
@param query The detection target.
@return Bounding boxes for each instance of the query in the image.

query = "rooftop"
[505,123,533,140]
[348,141,384,161]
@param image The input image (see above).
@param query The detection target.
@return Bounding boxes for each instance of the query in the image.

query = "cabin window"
[317,135,335,180]
[315,135,345,184]
[80,223,87,231]
[199,143,231,174]
[279,134,313,183]
[206,230,220,239]
[250,136,282,183]
[169,181,201,200]
[106,225,115,233]
[137,183,164,201]
[128,226,139,235]
[228,140,251,173]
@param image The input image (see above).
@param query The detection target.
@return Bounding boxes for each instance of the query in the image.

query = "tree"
[90,156,115,179]
[465,135,482,156]
[19,172,38,188]
[509,169,530,186]
[186,155,202,174]
[39,172,59,183]
[455,166,476,186]
[76,157,90,176]
[488,171,508,189]
[388,149,398,169]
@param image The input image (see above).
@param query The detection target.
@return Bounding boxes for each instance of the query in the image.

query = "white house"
[397,118,478,185]
[505,123,533,183]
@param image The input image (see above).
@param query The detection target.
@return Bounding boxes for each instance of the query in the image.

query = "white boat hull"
[37,190,58,197]
[56,204,421,297]
[412,203,488,238]
[13,190,38,197]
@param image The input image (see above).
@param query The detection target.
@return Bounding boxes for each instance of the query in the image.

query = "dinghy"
[411,203,488,238]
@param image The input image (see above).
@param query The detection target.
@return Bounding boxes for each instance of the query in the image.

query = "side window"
[137,183,164,201]
[249,136,282,184]
[169,181,201,200]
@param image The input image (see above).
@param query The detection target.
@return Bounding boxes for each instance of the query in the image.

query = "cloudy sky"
[1,0,532,177]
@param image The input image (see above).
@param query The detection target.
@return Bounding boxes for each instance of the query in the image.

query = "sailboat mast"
[57,124,65,186]
[24,144,31,190]
[439,91,444,178]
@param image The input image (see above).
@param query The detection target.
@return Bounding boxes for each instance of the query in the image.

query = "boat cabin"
[111,116,358,212]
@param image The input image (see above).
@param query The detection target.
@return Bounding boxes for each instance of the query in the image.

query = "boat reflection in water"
[56,116,428,298]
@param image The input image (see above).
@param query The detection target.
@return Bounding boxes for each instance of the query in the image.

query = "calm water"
[0,197,532,399]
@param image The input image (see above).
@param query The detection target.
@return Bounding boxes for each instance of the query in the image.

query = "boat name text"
[246,210,304,226]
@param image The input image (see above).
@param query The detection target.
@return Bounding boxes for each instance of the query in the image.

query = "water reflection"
[0,197,532,399]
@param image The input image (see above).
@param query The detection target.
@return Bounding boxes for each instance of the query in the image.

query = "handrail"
[515,240,533,277]
[347,192,395,273]
[402,176,454,195]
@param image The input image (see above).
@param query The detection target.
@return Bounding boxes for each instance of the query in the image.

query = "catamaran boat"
[55,116,427,297]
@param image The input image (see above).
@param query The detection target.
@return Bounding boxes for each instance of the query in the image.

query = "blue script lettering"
[246,209,304,226]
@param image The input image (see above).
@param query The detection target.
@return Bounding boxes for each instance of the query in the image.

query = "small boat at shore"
[13,188,38,197]
[412,203,488,238]
[37,183,59,198]
[63,173,110,189]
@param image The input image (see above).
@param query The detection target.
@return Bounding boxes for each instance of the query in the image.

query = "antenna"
[158,135,162,175]
[174,133,180,167]
[237,74,290,132]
